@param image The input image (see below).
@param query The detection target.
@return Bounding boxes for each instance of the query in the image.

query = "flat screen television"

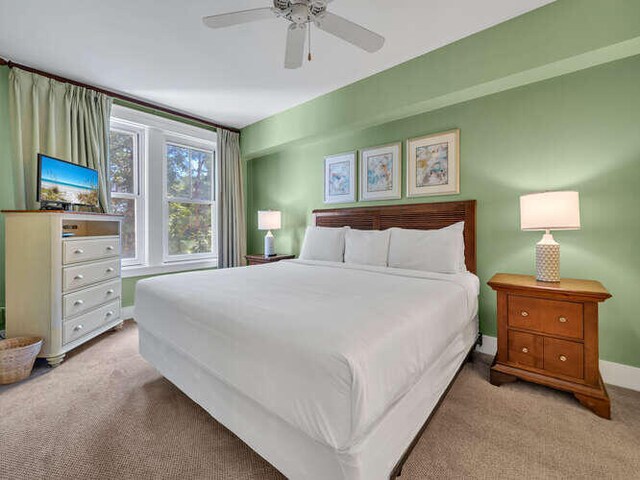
[37,154,100,209]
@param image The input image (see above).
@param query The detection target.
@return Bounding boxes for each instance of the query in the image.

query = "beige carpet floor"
[1,321,639,479]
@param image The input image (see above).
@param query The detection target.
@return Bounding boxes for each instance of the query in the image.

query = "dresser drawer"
[508,295,584,339]
[63,279,121,318]
[508,330,543,369]
[63,258,120,292]
[543,337,584,380]
[63,237,120,265]
[63,300,120,345]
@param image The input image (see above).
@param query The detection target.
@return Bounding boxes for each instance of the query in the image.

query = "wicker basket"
[0,336,43,385]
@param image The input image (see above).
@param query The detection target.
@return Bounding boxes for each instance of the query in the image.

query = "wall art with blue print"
[324,151,356,204]
[359,143,401,201]
[407,130,460,197]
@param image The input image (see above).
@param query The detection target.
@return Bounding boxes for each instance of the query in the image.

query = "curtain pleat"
[8,69,113,212]
[217,129,246,268]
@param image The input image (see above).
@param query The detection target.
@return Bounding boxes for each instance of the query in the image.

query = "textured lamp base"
[264,231,275,257]
[536,241,560,282]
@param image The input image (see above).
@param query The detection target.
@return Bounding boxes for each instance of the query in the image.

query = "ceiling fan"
[202,0,385,69]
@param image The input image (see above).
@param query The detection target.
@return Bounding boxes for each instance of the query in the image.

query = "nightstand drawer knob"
[522,347,529,354]
[559,355,567,362]
[520,311,529,317]
[559,317,567,323]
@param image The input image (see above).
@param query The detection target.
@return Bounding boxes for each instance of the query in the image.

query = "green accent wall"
[242,0,640,160]
[244,3,640,369]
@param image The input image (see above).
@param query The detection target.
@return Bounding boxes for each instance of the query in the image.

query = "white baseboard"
[121,306,135,321]
[475,334,498,357]
[475,334,640,392]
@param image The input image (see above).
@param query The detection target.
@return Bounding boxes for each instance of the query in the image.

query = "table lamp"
[520,191,580,282]
[258,210,281,257]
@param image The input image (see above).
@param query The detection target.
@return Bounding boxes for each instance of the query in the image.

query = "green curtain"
[8,68,113,212]
[217,129,246,267]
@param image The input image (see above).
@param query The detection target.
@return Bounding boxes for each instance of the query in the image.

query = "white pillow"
[344,229,390,267]
[388,222,466,274]
[299,226,349,262]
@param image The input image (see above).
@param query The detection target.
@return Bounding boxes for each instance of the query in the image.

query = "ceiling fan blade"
[284,23,307,70]
[316,12,384,53]
[203,8,274,29]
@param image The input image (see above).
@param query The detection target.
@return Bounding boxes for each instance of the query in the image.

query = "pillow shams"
[299,226,348,262]
[344,229,390,267]
[388,222,466,273]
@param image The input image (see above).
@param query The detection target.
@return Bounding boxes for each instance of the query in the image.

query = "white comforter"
[135,260,478,450]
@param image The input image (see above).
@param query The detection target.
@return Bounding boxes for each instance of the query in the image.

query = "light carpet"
[1,321,639,479]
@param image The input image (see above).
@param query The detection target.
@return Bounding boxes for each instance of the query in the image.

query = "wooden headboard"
[312,200,477,274]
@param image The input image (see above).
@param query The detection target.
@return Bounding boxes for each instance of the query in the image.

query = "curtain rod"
[0,56,239,133]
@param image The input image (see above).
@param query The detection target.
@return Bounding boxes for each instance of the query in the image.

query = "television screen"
[38,154,99,207]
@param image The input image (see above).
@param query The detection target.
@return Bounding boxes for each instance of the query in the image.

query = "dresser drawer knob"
[106,289,115,295]
[74,300,84,306]
[74,274,84,280]
[559,317,567,323]
[74,249,84,254]
[73,324,83,332]
[105,311,114,318]
[106,267,115,273]
[559,355,567,362]
[522,347,529,354]
[520,311,529,317]
[106,246,115,251]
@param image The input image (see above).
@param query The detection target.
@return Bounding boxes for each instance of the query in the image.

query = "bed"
[136,200,479,480]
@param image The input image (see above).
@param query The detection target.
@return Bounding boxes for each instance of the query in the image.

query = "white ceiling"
[0,0,553,128]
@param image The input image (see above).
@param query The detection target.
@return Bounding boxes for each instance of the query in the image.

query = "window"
[109,121,145,266]
[109,105,217,277]
[164,141,216,261]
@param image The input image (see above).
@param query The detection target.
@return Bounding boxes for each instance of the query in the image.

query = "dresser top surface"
[488,273,611,300]
[2,210,122,217]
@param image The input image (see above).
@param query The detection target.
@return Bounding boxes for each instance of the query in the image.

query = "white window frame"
[162,134,217,263]
[110,105,217,278]
[109,119,147,267]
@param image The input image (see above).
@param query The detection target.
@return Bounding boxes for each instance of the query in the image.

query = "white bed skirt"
[138,315,478,480]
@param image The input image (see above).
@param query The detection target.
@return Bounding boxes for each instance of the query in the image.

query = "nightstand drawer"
[508,295,583,339]
[508,331,543,369]
[543,337,584,379]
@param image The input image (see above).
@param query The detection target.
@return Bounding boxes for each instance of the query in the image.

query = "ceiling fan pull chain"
[308,22,312,62]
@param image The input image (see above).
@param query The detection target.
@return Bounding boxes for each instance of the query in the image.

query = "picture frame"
[359,142,401,201]
[406,129,460,197]
[324,151,356,204]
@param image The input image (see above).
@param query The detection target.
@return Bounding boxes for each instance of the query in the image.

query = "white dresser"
[3,211,123,366]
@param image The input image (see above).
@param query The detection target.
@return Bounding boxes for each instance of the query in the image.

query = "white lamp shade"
[520,191,581,231]
[258,210,282,231]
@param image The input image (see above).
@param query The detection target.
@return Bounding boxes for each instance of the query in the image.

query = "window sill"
[121,259,218,278]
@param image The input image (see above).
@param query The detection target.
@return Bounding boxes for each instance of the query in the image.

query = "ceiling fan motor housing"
[273,0,327,24]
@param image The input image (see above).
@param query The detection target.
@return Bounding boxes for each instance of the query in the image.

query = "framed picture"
[324,151,356,204]
[359,142,401,201]
[407,129,460,197]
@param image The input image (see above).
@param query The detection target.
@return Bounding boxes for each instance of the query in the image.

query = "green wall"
[244,55,640,365]
[242,0,640,160]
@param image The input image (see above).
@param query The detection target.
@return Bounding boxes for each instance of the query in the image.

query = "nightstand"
[245,254,295,266]
[488,273,612,418]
